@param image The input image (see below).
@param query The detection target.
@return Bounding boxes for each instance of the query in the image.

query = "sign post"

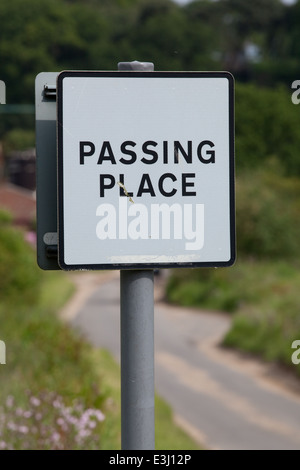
[54,62,235,450]
[120,268,155,450]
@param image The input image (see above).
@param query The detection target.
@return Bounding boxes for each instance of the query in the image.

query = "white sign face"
[57,71,235,270]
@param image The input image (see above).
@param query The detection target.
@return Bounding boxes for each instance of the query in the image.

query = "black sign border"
[57,71,235,271]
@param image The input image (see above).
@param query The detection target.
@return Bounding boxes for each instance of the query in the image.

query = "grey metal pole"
[118,61,155,450]
[120,270,155,450]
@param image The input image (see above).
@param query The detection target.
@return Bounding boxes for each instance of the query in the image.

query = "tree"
[0,0,110,102]
[209,0,285,80]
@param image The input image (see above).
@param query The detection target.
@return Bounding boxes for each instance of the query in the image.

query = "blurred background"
[1,0,300,450]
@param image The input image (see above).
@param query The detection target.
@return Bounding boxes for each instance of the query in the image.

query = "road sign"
[57,71,235,270]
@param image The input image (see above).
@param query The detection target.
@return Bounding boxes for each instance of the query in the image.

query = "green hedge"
[0,210,41,305]
[235,83,300,176]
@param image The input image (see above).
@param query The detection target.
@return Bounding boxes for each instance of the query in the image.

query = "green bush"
[235,83,300,176]
[166,267,241,312]
[223,268,300,370]
[236,161,300,259]
[166,256,300,312]
[0,210,41,305]
[3,128,35,154]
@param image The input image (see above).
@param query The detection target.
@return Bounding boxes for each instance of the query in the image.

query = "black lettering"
[163,141,168,164]
[182,173,196,196]
[119,174,133,197]
[174,141,192,164]
[137,174,156,197]
[159,173,177,197]
[141,141,158,164]
[99,174,115,197]
[120,141,137,164]
[80,141,95,164]
[97,141,116,164]
[197,140,215,164]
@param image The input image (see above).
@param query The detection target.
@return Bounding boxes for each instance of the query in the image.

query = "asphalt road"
[63,271,300,450]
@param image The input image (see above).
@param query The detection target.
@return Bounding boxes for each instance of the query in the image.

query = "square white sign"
[57,71,235,270]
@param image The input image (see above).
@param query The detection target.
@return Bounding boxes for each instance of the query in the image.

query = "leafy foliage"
[222,261,300,370]
[236,161,300,258]
[235,83,300,175]
[0,210,41,304]
[1,0,300,103]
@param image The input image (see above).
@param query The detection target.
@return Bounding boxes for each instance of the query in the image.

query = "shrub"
[236,160,300,259]
[0,209,41,305]
[235,83,300,176]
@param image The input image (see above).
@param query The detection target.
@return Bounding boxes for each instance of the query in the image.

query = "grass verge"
[0,269,202,450]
